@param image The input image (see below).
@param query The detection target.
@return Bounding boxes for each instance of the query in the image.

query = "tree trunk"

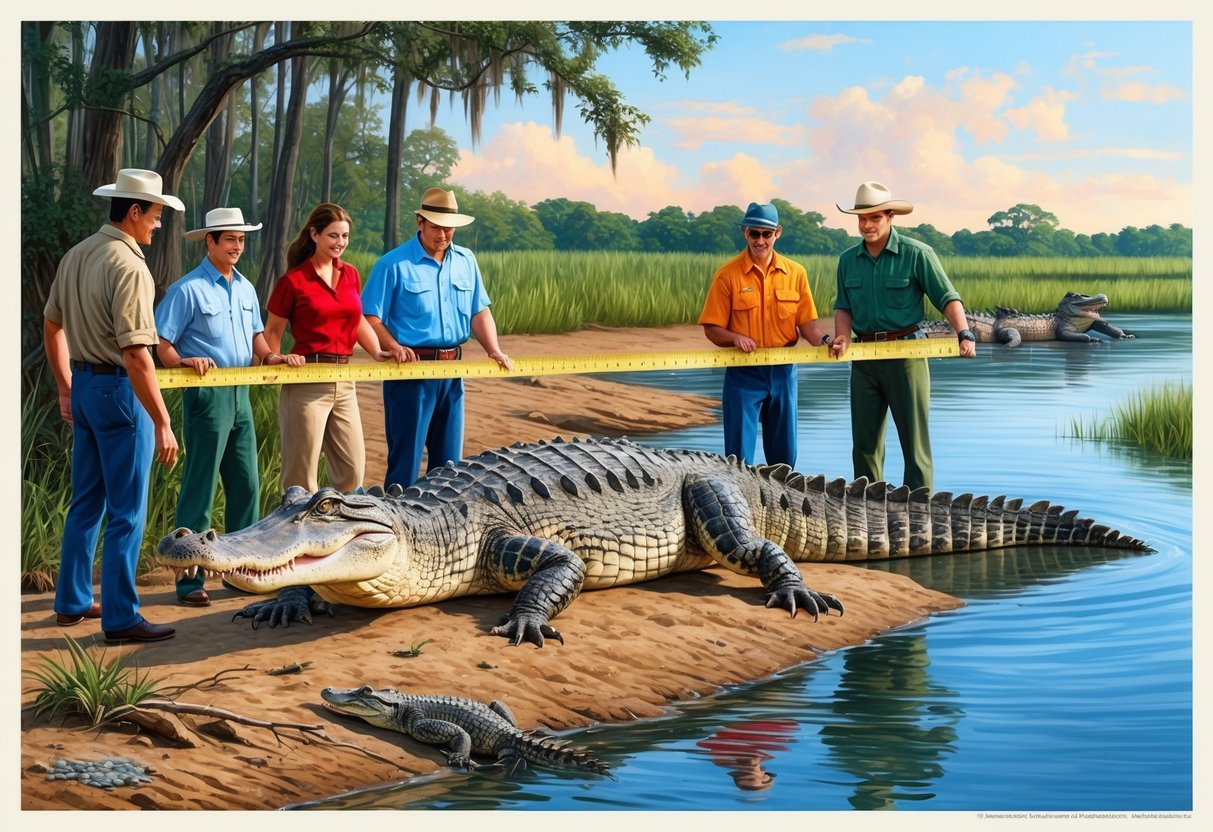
[144,23,167,169]
[271,22,287,188]
[20,22,56,177]
[257,51,310,306]
[202,27,235,219]
[64,23,86,180]
[246,22,270,269]
[321,58,350,203]
[383,65,410,252]
[80,22,137,194]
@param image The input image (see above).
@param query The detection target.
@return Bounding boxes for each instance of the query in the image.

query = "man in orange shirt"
[698,202,832,466]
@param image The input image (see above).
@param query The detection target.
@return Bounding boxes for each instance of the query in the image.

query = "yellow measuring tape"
[155,338,959,389]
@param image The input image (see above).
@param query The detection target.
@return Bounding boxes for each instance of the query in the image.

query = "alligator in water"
[922,291,1136,346]
[321,685,611,776]
[157,437,1148,647]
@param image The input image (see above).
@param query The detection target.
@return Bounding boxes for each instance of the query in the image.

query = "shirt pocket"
[197,295,229,340]
[774,288,800,320]
[448,272,474,333]
[399,277,438,333]
[239,299,257,342]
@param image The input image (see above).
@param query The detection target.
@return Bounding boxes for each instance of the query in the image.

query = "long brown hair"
[285,203,352,270]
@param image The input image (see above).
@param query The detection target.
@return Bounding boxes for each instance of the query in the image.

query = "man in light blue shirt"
[363,188,512,488]
[155,208,299,605]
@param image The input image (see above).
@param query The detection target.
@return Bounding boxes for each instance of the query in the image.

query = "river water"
[297,314,1192,812]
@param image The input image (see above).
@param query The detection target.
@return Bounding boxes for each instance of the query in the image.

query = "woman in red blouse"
[264,203,406,493]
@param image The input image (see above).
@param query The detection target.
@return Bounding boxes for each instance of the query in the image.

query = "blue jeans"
[721,364,798,467]
[382,378,465,488]
[55,368,154,632]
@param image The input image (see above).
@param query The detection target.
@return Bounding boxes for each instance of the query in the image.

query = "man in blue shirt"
[155,208,301,605]
[362,188,513,488]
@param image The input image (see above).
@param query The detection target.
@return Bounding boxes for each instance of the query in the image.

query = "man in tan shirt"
[43,169,182,643]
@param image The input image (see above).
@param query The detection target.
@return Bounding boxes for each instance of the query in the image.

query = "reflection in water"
[865,544,1137,600]
[694,719,798,791]
[819,634,960,810]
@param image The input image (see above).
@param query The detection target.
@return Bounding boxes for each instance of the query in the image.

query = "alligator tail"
[753,465,1151,561]
[511,730,611,776]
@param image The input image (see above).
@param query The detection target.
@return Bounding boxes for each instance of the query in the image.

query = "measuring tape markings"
[155,339,960,389]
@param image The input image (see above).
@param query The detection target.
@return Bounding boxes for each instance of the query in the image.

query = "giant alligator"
[922,291,1136,346]
[321,686,611,776]
[157,437,1148,647]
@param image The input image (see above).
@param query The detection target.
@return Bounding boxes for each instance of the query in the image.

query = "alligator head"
[1057,291,1109,320]
[320,685,402,731]
[156,486,403,594]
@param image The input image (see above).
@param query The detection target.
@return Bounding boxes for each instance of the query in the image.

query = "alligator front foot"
[764,583,845,621]
[490,611,565,648]
[232,586,332,628]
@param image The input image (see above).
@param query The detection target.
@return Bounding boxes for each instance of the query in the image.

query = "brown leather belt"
[303,353,350,364]
[414,346,462,361]
[854,324,921,342]
[71,360,127,377]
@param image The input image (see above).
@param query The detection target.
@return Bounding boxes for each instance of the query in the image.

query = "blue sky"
[411,16,1195,236]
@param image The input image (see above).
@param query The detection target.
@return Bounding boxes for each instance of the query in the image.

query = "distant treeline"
[448,195,1192,259]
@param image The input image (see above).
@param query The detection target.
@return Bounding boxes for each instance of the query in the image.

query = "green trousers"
[175,385,259,596]
[848,357,934,491]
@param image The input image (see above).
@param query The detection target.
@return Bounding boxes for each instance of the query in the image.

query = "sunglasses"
[745,228,775,239]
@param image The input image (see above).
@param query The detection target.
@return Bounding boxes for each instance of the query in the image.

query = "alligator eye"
[314,498,335,515]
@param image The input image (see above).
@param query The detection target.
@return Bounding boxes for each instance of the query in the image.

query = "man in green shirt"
[829,181,976,490]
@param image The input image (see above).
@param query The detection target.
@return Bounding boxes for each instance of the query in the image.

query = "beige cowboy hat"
[415,188,475,228]
[836,181,913,215]
[92,168,185,212]
[184,207,263,242]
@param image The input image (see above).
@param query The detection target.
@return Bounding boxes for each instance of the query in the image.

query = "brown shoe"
[178,589,210,607]
[103,619,176,644]
[55,602,102,627]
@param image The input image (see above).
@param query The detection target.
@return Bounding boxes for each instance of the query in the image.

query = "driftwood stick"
[158,666,256,697]
[123,700,403,767]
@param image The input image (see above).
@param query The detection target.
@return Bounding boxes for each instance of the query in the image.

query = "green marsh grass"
[1067,381,1192,460]
[24,636,164,727]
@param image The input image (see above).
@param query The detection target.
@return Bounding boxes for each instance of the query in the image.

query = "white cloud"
[1005,87,1078,142]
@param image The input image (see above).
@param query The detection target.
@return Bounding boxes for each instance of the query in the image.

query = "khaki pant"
[278,381,364,493]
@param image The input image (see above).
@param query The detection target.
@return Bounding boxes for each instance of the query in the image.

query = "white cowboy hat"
[415,188,475,228]
[836,181,914,215]
[184,207,263,242]
[92,168,185,212]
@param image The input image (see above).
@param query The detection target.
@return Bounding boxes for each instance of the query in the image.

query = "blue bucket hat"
[740,202,779,229]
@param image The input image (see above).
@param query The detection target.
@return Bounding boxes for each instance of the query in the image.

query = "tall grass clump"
[24,636,164,727]
[1067,381,1191,460]
[21,373,73,590]
[22,378,293,583]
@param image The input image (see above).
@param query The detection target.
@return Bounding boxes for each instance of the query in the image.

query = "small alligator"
[157,437,1148,647]
[320,685,611,776]
[922,291,1136,346]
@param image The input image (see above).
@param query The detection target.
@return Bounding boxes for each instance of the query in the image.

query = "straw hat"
[184,207,263,242]
[92,168,184,212]
[415,188,475,228]
[836,181,913,215]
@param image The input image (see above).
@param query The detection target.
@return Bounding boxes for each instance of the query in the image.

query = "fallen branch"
[121,700,402,767]
[158,666,256,697]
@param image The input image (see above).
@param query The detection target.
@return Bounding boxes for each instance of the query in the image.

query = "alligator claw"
[231,587,329,629]
[490,614,564,648]
[765,585,844,620]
